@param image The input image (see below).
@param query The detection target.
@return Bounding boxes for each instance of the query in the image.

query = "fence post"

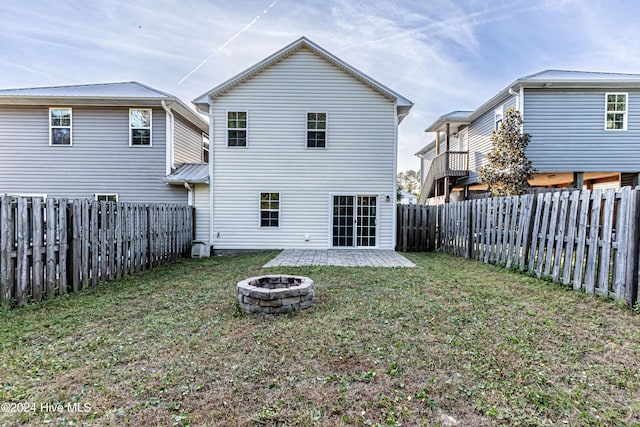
[626,187,640,307]
[1,197,15,307]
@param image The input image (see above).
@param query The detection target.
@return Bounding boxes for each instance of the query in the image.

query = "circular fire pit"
[237,275,314,314]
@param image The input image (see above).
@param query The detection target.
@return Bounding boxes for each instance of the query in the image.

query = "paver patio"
[263,249,416,268]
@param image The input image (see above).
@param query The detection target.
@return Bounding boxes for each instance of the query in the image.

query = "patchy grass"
[1,251,639,426]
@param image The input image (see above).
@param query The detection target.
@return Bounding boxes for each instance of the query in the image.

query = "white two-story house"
[191,37,413,250]
[417,70,640,204]
[0,82,209,203]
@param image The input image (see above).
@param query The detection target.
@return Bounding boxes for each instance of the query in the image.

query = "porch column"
[573,172,584,189]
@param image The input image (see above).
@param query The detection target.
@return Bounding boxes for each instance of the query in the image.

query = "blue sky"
[2,0,640,172]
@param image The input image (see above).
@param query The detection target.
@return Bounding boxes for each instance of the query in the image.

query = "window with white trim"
[227,111,247,147]
[307,112,327,148]
[605,93,627,130]
[95,194,118,202]
[202,133,209,162]
[130,109,152,146]
[260,192,279,227]
[50,108,72,145]
[494,106,503,131]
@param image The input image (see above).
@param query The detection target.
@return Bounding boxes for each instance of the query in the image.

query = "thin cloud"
[178,0,279,85]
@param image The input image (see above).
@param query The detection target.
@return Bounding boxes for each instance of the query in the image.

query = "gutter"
[161,100,175,176]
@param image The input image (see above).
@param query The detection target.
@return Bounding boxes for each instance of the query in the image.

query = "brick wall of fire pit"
[237,275,314,314]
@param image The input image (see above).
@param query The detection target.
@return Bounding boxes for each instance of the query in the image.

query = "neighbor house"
[0,82,209,204]
[416,70,640,204]
[191,37,413,250]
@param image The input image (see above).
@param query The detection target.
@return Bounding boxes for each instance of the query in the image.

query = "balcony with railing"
[417,151,469,204]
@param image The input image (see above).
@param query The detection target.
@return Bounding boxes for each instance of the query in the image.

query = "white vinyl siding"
[210,47,396,249]
[467,96,517,179]
[174,112,207,165]
[0,106,186,203]
[193,184,210,243]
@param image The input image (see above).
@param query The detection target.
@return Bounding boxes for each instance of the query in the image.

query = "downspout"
[508,87,519,111]
[391,100,399,250]
[161,100,175,176]
[208,102,215,248]
[184,182,193,206]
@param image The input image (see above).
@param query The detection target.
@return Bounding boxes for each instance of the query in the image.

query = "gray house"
[417,70,640,204]
[0,82,208,203]
[191,37,413,250]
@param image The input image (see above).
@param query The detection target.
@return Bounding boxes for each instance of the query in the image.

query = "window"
[227,111,247,147]
[260,192,279,227]
[605,93,627,130]
[307,112,327,148]
[95,194,118,202]
[494,106,503,131]
[202,133,209,162]
[50,108,72,145]
[130,109,152,146]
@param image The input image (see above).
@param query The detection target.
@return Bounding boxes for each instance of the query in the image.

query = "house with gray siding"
[192,37,413,250]
[417,70,640,204]
[0,82,208,204]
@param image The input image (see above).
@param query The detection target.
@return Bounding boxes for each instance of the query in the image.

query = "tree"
[478,108,534,197]
[397,169,420,195]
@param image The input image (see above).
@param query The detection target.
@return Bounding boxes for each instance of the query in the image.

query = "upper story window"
[227,111,247,147]
[50,108,72,145]
[605,93,627,131]
[307,112,327,148]
[494,106,503,131]
[260,192,280,227]
[130,109,152,146]
[202,133,209,162]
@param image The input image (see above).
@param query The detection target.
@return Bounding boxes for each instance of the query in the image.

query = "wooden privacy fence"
[397,187,640,307]
[0,196,193,308]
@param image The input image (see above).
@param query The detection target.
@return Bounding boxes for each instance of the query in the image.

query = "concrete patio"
[263,249,416,268]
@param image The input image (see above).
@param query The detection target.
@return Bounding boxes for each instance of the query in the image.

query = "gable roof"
[192,36,413,120]
[0,81,208,132]
[520,69,640,82]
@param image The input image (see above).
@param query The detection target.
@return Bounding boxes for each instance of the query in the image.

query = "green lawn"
[1,252,639,426]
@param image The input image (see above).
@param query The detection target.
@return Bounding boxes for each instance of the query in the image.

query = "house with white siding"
[0,82,208,204]
[191,37,413,250]
[417,70,640,204]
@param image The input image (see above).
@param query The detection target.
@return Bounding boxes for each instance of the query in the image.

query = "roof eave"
[192,36,413,108]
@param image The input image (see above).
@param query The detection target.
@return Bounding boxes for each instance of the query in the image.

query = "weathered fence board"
[397,186,640,307]
[0,197,193,308]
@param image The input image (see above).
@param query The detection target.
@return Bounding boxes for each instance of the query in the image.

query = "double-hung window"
[130,109,152,146]
[260,192,279,227]
[50,108,72,145]
[202,133,209,162]
[494,106,503,131]
[227,111,247,147]
[605,93,627,131]
[307,112,327,148]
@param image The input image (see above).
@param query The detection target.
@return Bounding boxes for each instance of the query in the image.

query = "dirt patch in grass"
[1,251,639,426]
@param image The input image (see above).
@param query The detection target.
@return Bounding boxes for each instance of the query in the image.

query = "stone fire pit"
[237,275,314,314]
